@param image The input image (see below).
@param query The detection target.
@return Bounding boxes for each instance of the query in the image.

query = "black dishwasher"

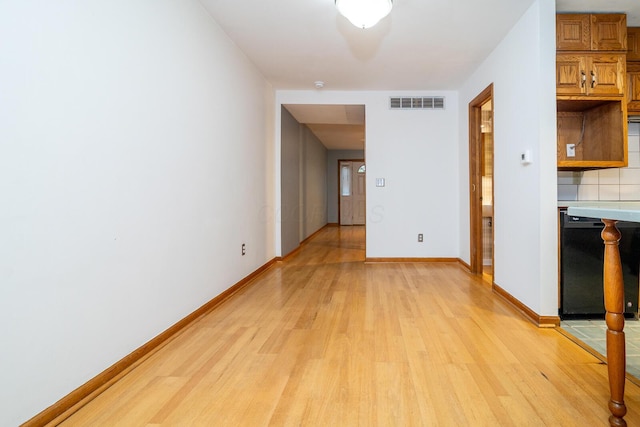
[560,210,640,319]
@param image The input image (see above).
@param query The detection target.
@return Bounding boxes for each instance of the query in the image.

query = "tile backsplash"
[558,122,640,201]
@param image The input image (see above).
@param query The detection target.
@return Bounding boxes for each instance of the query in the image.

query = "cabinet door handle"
[591,70,596,88]
[581,71,586,87]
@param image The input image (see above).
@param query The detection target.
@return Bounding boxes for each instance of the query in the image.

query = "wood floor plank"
[58,226,640,426]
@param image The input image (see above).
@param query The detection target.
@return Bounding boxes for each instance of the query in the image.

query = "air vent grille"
[390,96,445,110]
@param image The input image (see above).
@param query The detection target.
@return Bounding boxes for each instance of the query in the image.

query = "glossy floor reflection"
[57,225,640,425]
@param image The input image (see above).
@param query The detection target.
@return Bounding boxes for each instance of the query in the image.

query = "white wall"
[458,0,558,316]
[276,91,459,258]
[0,1,275,425]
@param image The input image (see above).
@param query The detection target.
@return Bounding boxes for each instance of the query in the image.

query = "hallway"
[59,226,640,426]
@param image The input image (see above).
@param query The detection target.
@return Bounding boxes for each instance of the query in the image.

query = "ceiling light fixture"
[335,0,393,29]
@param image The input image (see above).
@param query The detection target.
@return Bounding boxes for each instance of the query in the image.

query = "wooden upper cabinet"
[557,99,628,169]
[590,54,626,96]
[556,53,625,96]
[628,27,640,61]
[556,54,587,95]
[628,28,640,115]
[557,14,627,51]
[591,14,627,51]
[557,14,591,50]
[628,63,640,114]
[555,13,629,170]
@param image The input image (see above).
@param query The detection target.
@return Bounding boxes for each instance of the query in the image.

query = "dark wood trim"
[468,84,494,275]
[365,257,458,263]
[492,283,561,328]
[21,258,278,427]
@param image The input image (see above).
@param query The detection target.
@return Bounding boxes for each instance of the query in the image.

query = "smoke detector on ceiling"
[314,81,325,89]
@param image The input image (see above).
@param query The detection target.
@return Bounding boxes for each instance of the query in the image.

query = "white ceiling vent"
[390,96,445,110]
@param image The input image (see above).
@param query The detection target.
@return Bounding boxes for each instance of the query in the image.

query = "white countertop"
[558,201,637,208]
[566,202,640,222]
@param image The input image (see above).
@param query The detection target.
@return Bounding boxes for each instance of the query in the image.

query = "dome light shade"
[335,0,393,29]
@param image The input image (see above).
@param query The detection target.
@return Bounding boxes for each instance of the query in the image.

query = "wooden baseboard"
[301,224,328,245]
[22,258,278,427]
[457,258,472,272]
[278,224,330,262]
[492,283,560,328]
[278,245,301,262]
[365,257,458,263]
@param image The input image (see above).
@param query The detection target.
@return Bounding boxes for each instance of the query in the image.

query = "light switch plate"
[375,178,385,187]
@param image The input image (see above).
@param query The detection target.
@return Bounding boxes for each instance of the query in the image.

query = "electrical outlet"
[566,144,576,158]
[418,234,423,242]
[242,243,246,256]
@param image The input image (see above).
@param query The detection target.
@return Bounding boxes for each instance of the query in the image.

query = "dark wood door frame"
[469,84,493,274]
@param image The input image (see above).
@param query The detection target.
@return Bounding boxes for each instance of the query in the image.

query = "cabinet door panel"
[628,28,640,61]
[589,54,625,96]
[557,14,590,51]
[591,14,627,51]
[556,13,591,50]
[556,54,587,95]
[628,71,640,114]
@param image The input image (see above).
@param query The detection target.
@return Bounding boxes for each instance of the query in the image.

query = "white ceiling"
[284,104,365,150]
[557,0,640,25]
[200,0,640,150]
[201,0,538,91]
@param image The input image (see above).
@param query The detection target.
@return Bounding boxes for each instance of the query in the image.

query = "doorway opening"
[469,85,494,282]
[280,104,366,257]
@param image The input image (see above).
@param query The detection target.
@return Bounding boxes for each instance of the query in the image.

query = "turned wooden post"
[602,219,627,427]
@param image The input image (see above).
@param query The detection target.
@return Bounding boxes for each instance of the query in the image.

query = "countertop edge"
[567,202,640,222]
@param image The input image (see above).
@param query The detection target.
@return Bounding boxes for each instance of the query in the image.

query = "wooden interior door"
[352,161,366,225]
[339,160,366,225]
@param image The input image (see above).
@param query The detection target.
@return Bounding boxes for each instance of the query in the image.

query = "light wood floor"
[59,226,640,426]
